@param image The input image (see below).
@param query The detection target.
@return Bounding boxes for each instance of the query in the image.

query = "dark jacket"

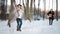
[47,11,54,20]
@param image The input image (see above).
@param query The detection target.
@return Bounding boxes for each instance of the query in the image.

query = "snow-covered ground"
[0,19,60,34]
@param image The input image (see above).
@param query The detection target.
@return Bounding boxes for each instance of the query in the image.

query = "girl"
[16,4,24,31]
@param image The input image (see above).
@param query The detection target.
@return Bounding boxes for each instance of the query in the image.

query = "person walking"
[47,9,54,25]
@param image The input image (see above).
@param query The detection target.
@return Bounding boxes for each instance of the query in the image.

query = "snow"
[0,19,60,34]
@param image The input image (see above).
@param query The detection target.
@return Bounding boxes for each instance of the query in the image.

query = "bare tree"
[20,0,21,4]
[56,0,58,21]
[25,0,31,22]
[43,0,46,20]
[38,0,40,18]
[30,0,33,19]
[34,0,36,15]
[8,0,16,27]
[0,0,7,20]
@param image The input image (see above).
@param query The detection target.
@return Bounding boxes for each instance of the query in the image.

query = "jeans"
[16,18,22,30]
[49,19,53,25]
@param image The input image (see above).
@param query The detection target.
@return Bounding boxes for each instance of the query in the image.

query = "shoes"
[17,29,21,31]
[19,29,21,31]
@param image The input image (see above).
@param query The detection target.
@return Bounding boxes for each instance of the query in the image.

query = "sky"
[7,0,60,11]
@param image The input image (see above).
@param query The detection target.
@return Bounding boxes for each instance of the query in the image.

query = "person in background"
[47,9,54,25]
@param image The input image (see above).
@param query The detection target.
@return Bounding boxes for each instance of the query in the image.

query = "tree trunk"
[8,0,16,27]
[20,0,21,4]
[25,0,31,21]
[43,0,46,20]
[38,0,40,17]
[34,0,36,15]
[0,0,7,20]
[30,0,33,19]
[56,0,58,21]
